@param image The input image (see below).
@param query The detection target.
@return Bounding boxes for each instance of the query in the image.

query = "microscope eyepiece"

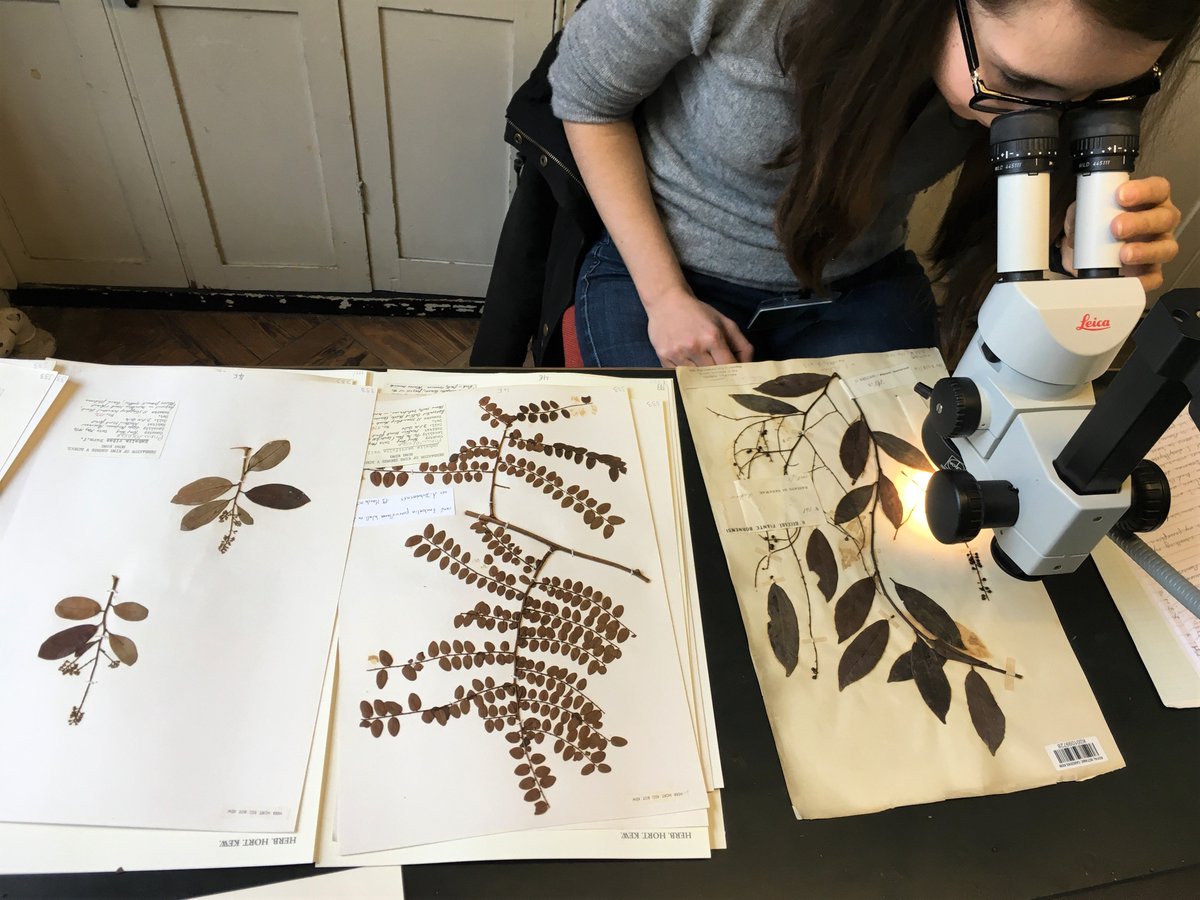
[1066,107,1140,174]
[989,108,1060,176]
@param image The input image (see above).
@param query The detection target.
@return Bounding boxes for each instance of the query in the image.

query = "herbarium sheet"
[0,362,376,832]
[677,349,1124,818]
[337,384,707,853]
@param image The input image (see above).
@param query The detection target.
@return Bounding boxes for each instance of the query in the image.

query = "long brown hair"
[772,0,1200,365]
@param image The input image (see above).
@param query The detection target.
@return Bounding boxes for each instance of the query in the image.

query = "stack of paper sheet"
[1094,410,1200,708]
[0,361,375,874]
[323,370,723,865]
[677,350,1125,819]
[0,363,723,875]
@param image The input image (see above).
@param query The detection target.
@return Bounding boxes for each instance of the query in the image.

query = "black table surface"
[2,376,1198,900]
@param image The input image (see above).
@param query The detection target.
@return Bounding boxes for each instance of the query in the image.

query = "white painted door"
[0,0,186,288]
[344,0,553,296]
[109,0,370,291]
[1142,51,1200,295]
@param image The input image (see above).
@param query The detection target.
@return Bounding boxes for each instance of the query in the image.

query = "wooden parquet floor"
[22,306,482,370]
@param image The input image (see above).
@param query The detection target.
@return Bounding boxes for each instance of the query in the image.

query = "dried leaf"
[878,474,903,531]
[239,507,254,525]
[892,581,966,649]
[370,719,384,738]
[408,693,422,711]
[387,717,400,736]
[834,483,875,524]
[839,419,871,482]
[112,602,148,622]
[54,596,101,620]
[244,484,311,510]
[766,583,800,676]
[837,620,889,690]
[755,372,831,397]
[247,440,291,473]
[872,431,935,472]
[833,577,876,643]
[171,476,234,506]
[181,498,229,531]
[379,649,394,667]
[729,394,800,416]
[887,649,914,683]
[805,530,838,602]
[38,624,99,660]
[965,669,1005,754]
[376,669,388,689]
[359,700,372,718]
[108,633,138,666]
[911,640,950,723]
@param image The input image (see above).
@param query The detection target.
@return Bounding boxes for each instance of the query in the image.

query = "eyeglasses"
[954,0,1163,113]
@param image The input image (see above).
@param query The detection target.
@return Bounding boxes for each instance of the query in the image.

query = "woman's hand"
[645,287,754,367]
[1061,175,1181,292]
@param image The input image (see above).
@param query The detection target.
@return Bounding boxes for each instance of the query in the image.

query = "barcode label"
[1046,737,1107,770]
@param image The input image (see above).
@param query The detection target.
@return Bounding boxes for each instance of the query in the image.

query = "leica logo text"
[1076,314,1111,332]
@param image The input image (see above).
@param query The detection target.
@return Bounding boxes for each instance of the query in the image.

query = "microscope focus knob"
[1115,459,1171,534]
[928,378,983,439]
[926,469,1020,544]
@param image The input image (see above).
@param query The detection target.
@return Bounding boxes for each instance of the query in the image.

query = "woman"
[550,0,1194,368]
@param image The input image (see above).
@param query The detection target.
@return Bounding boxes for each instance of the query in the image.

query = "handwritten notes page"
[677,349,1123,820]
[0,362,376,833]
[336,386,707,854]
[1095,411,1200,707]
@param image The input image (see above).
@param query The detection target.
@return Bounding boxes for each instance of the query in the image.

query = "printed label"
[1046,736,1108,770]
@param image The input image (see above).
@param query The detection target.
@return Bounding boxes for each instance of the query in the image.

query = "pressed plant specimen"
[714,372,1013,755]
[37,575,148,725]
[172,439,310,553]
[361,396,640,815]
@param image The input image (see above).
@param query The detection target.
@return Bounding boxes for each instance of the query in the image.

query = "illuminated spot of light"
[902,471,933,539]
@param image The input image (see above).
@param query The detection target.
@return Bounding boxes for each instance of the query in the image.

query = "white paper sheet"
[0,628,337,874]
[1096,411,1200,707]
[206,866,406,899]
[337,385,707,853]
[372,369,724,791]
[0,362,376,832]
[0,366,66,486]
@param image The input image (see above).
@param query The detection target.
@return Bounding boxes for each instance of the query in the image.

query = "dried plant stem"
[465,512,650,583]
[73,575,119,725]
[221,447,252,550]
[786,531,820,679]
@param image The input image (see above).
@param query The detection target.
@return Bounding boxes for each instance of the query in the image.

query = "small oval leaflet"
[755,372,832,397]
[965,669,1006,754]
[113,602,149,622]
[38,624,99,660]
[766,583,800,676]
[107,633,138,666]
[729,393,800,416]
[181,498,229,531]
[872,431,935,472]
[838,619,890,690]
[54,596,101,620]
[805,530,838,602]
[244,484,311,511]
[247,440,291,473]
[171,476,234,506]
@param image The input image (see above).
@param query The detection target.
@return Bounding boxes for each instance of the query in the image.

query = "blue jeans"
[574,234,938,366]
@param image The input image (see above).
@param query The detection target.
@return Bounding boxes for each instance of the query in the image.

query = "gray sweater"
[550,0,978,290]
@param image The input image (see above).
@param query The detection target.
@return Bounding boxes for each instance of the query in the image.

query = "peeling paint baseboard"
[10,286,485,318]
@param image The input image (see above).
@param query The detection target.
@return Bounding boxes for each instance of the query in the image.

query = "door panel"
[0,0,186,287]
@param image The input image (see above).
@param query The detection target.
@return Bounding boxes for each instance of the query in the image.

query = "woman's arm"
[565,119,753,367]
